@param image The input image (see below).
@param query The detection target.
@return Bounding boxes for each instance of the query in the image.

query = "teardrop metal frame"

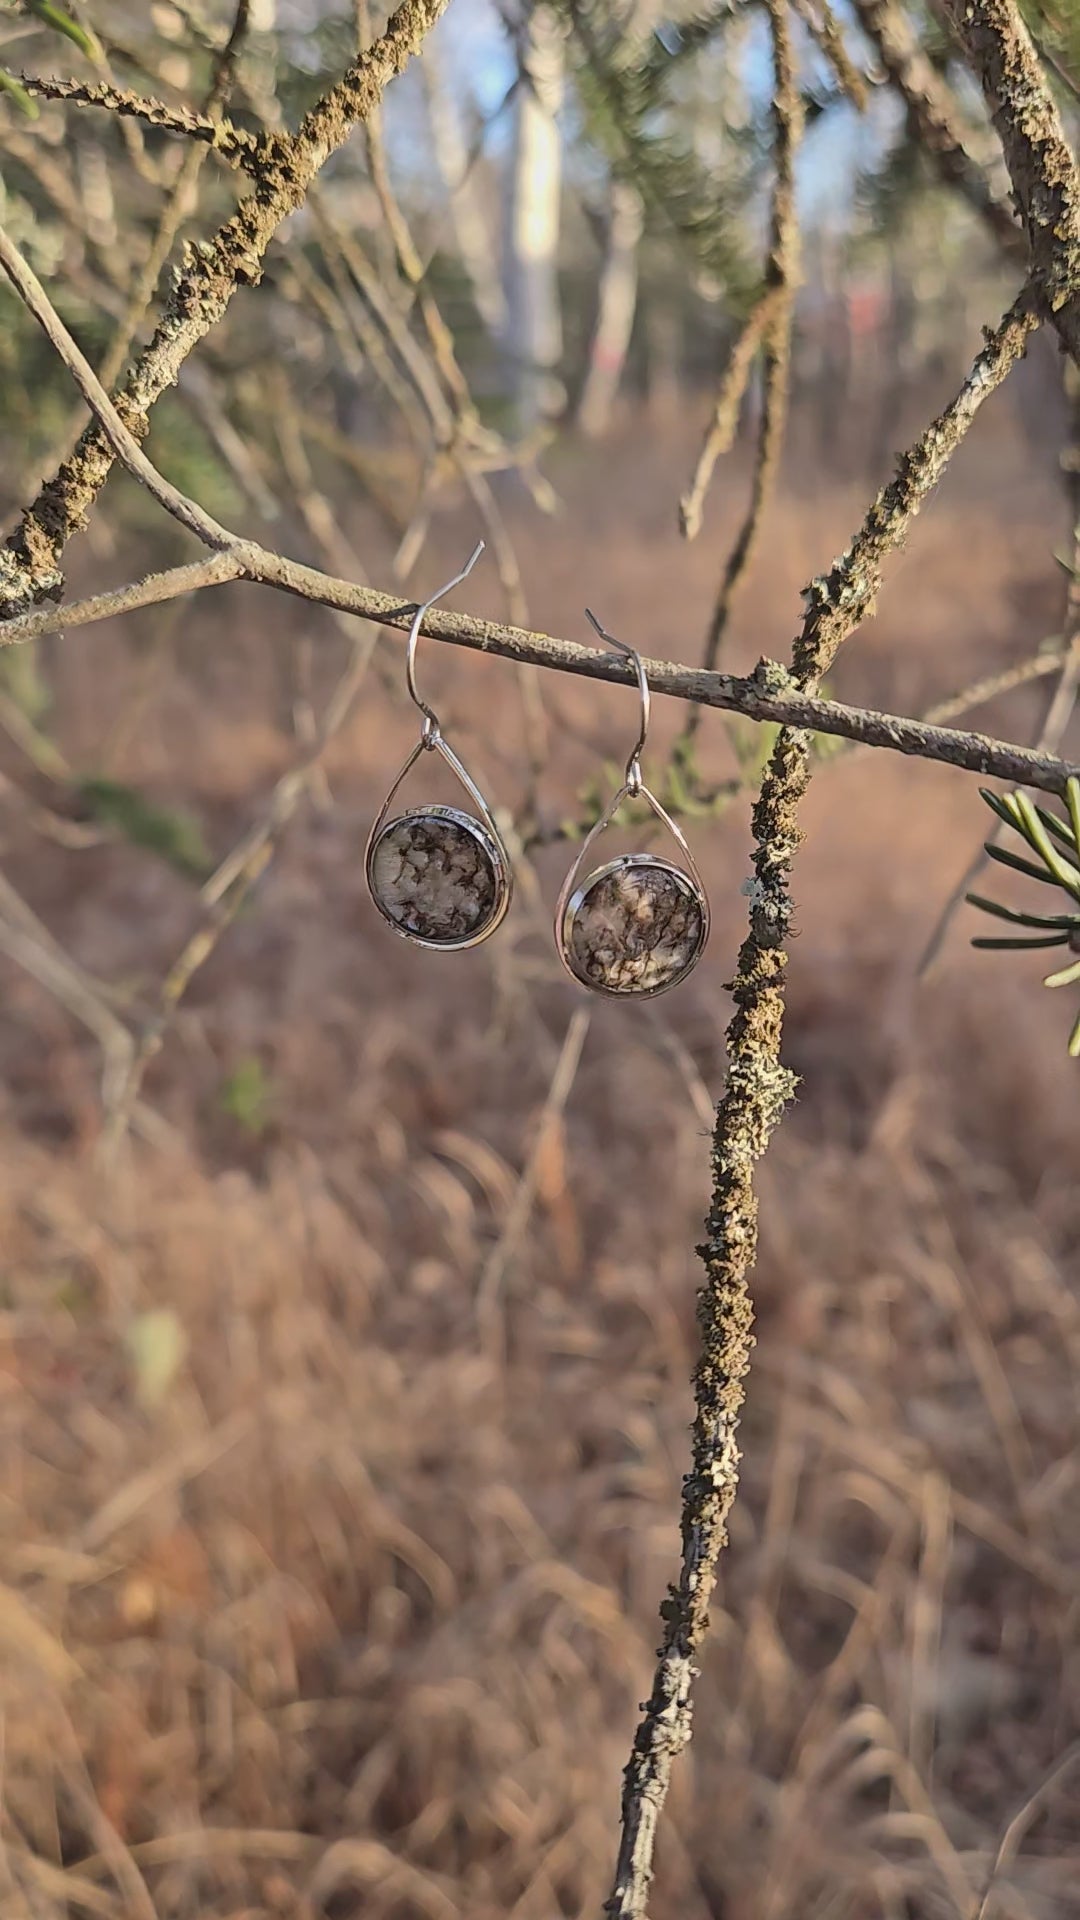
[364,542,514,952]
[554,612,710,998]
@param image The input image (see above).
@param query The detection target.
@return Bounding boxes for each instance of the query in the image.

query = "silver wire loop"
[584,607,651,788]
[406,539,485,738]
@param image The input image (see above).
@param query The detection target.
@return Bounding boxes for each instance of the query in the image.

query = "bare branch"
[791,0,870,109]
[941,0,1080,353]
[851,0,1025,261]
[0,225,239,553]
[0,0,454,619]
[679,288,784,542]
[0,545,1074,793]
[17,72,268,170]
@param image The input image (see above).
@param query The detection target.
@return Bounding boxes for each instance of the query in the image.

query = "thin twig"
[0,225,241,553]
[791,0,870,108]
[677,1,801,778]
[679,288,783,541]
[476,1007,591,1353]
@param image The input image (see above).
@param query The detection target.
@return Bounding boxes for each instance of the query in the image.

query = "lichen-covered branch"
[0,0,452,620]
[851,0,1025,261]
[941,0,1080,352]
[0,544,1073,793]
[17,73,268,170]
[792,284,1040,680]
[603,274,1043,1920]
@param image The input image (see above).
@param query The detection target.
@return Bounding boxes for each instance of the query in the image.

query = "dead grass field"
[1,366,1078,1919]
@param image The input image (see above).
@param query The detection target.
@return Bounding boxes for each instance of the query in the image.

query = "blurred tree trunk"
[505,4,565,424]
[577,178,644,437]
[421,52,507,343]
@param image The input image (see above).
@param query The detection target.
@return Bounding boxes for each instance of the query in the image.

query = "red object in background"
[848,281,887,340]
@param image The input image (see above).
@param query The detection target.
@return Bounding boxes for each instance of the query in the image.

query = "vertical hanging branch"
[676,0,803,781]
[697,0,802,673]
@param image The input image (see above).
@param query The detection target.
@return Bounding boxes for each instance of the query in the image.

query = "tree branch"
[0,547,1074,793]
[851,0,1025,261]
[602,254,1043,1920]
[17,73,268,170]
[0,226,239,554]
[0,0,453,620]
[941,0,1080,353]
[2,222,1065,803]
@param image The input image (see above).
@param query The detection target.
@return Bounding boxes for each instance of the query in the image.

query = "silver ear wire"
[583,607,651,794]
[365,539,513,952]
[406,539,485,743]
[553,613,709,998]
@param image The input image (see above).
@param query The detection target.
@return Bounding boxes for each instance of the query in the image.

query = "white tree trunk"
[577,178,644,437]
[421,51,508,343]
[505,5,564,424]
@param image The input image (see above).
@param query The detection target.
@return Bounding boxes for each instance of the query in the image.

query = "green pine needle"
[969,782,1080,1055]
[971,934,1071,950]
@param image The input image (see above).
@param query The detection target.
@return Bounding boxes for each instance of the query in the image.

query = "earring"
[555,611,710,997]
[365,541,513,950]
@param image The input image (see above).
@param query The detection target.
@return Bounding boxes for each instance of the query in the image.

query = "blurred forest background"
[0,1,1079,1916]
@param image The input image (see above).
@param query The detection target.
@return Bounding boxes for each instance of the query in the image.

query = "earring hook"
[406,539,485,743]
[584,607,651,794]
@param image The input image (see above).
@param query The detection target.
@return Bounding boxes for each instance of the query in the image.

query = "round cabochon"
[563,853,707,996]
[368,804,508,949]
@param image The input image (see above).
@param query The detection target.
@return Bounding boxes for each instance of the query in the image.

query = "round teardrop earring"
[554,612,710,997]
[365,541,513,951]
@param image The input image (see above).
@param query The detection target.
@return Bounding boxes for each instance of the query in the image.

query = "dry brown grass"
[1,380,1078,1919]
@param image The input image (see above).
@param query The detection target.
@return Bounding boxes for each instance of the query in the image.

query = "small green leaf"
[1068,1008,1080,1057]
[218,1056,273,1135]
[0,68,40,118]
[25,1,101,61]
